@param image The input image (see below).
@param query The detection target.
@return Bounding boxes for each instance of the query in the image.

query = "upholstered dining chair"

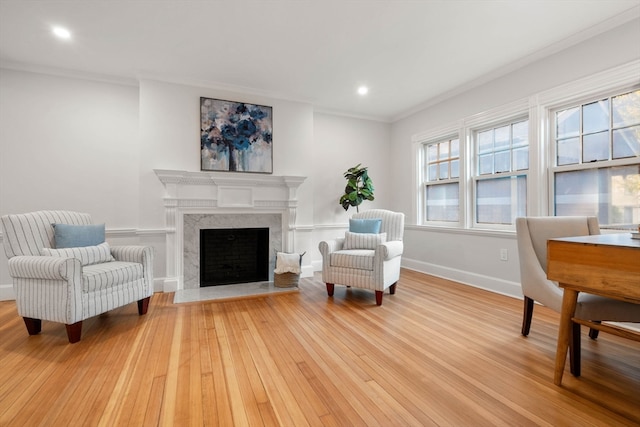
[318,209,404,305]
[516,216,640,374]
[1,210,154,343]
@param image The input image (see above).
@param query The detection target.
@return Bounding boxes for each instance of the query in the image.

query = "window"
[474,119,529,226]
[552,90,640,227]
[423,138,460,222]
[413,63,638,232]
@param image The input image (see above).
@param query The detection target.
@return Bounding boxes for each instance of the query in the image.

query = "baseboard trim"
[0,283,15,301]
[310,258,521,299]
[162,277,179,293]
[301,265,314,278]
[311,260,322,272]
[401,258,522,299]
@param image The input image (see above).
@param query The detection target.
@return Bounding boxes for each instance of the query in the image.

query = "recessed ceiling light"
[52,26,71,40]
[357,86,369,96]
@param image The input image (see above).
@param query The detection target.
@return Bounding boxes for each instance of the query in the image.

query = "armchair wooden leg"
[138,296,151,315]
[326,283,334,296]
[589,321,600,340]
[570,321,581,377]
[521,297,534,336]
[23,317,42,335]
[375,291,383,306]
[66,321,83,344]
[389,283,397,295]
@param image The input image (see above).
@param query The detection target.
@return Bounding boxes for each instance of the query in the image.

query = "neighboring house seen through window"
[424,138,460,223]
[474,119,529,226]
[552,89,640,227]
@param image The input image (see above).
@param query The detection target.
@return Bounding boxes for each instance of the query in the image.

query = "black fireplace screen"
[200,228,269,286]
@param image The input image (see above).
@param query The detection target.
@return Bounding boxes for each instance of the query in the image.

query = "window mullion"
[529,100,546,216]
[461,127,471,229]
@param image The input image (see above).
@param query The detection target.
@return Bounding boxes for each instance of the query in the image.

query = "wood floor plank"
[45,331,127,427]
[212,306,252,426]
[126,300,177,426]
[0,269,638,426]
[158,305,183,426]
[277,304,373,426]
[280,301,415,426]
[238,307,309,426]
[223,305,269,426]
[205,313,234,426]
[244,306,330,426]
[189,306,205,426]
[98,310,154,426]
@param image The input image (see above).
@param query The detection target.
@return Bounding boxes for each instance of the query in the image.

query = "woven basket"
[274,272,300,288]
[273,251,304,288]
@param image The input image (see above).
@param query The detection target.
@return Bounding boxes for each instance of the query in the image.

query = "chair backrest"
[1,210,92,258]
[516,216,600,273]
[352,209,405,241]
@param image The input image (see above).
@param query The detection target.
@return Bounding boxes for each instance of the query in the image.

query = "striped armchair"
[319,209,404,305]
[1,210,154,343]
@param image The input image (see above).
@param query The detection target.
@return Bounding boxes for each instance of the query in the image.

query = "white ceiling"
[1,1,638,122]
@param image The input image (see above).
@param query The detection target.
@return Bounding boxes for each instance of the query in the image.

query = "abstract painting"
[200,97,273,173]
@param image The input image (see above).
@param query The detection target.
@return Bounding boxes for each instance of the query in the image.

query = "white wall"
[312,113,392,223]
[0,69,140,225]
[390,18,640,297]
[0,69,144,298]
[310,113,392,267]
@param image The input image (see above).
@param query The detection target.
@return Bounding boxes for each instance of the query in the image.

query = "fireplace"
[200,228,269,286]
[183,213,281,289]
[154,169,306,292]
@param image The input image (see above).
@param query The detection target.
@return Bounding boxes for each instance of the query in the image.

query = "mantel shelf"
[154,169,306,188]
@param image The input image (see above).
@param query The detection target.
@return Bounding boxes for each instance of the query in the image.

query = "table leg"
[554,287,578,386]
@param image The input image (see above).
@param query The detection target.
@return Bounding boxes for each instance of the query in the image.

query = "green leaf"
[338,164,374,212]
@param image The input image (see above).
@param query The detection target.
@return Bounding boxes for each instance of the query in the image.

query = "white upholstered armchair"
[319,209,404,305]
[1,210,154,343]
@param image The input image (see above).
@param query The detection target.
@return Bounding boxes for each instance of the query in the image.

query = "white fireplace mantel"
[154,169,306,292]
[154,169,306,187]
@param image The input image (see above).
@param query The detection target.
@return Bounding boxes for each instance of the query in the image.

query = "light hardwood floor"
[0,269,638,426]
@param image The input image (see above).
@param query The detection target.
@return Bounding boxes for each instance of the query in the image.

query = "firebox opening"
[200,227,269,286]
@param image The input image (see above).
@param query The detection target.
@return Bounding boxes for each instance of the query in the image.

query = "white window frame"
[470,115,530,230]
[465,99,533,231]
[547,89,640,224]
[424,137,462,225]
[413,122,464,228]
[538,63,640,225]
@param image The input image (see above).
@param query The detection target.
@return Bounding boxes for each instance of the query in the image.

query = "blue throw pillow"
[349,218,382,234]
[52,223,106,248]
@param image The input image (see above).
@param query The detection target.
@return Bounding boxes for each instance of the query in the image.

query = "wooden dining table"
[547,233,640,386]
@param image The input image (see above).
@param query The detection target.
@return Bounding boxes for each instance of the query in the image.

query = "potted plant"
[339,164,375,212]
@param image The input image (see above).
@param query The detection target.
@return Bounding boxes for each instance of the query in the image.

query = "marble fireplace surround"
[183,213,280,290]
[154,169,306,292]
